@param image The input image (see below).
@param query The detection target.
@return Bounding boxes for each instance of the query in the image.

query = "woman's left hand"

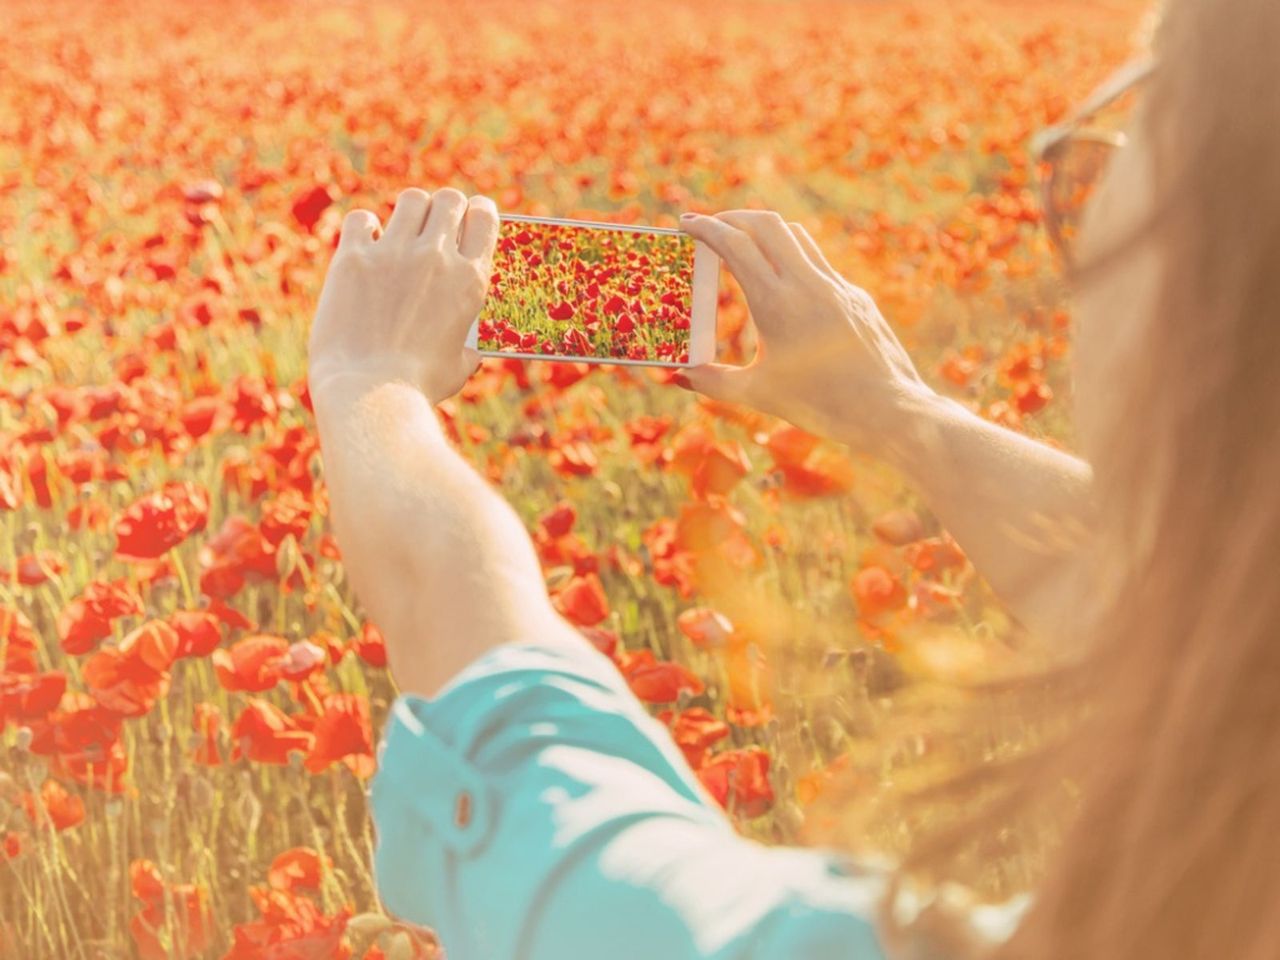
[308,187,499,404]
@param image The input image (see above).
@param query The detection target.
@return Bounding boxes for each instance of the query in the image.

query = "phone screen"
[476,217,695,364]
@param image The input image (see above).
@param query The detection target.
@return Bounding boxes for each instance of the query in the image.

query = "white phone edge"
[464,218,720,369]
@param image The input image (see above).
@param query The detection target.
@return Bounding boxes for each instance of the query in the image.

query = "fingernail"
[680,213,698,221]
[672,373,692,390]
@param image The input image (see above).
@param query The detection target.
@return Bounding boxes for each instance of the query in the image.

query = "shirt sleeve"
[368,635,890,960]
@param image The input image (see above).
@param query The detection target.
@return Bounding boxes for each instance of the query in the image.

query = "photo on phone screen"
[473,216,700,365]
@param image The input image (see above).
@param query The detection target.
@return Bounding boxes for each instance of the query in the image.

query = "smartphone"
[467,214,719,367]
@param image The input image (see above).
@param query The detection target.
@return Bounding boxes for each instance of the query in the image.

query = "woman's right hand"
[678,210,935,456]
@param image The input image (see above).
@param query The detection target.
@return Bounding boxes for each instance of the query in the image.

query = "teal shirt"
[368,637,892,959]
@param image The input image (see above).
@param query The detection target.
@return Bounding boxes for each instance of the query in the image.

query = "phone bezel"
[466,213,719,368]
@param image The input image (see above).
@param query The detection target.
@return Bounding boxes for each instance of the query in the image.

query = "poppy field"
[476,219,695,363]
[0,0,1145,957]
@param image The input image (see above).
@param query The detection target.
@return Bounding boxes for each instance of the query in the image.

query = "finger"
[716,210,812,275]
[383,188,432,242]
[458,195,500,261]
[679,213,776,295]
[338,209,380,251]
[420,187,469,248]
[674,361,756,405]
[788,221,841,280]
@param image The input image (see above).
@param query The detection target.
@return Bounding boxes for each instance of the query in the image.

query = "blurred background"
[0,1,1146,957]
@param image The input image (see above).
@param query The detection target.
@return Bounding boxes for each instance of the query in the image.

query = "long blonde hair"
[863,0,1280,955]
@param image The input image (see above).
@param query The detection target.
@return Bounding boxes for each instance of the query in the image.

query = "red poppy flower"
[225,887,350,960]
[676,608,735,650]
[542,361,591,390]
[28,691,124,762]
[538,501,577,539]
[902,535,967,573]
[624,414,671,465]
[675,500,761,571]
[114,481,210,561]
[179,396,225,439]
[26,452,57,509]
[20,778,85,831]
[212,635,289,693]
[130,859,166,903]
[561,327,592,355]
[641,518,696,597]
[267,847,332,893]
[67,496,112,532]
[553,573,609,627]
[168,610,223,659]
[764,425,857,497]
[1014,379,1053,414]
[851,565,908,619]
[3,831,24,860]
[352,622,387,668]
[665,421,714,475]
[129,884,213,960]
[57,578,144,655]
[0,550,65,586]
[2,605,38,674]
[617,649,705,703]
[128,860,213,960]
[290,183,334,232]
[279,640,326,682]
[0,671,66,728]
[657,707,729,768]
[118,620,181,673]
[198,515,278,599]
[260,489,313,546]
[697,747,775,818]
[317,533,342,560]
[578,625,619,659]
[310,631,346,665]
[689,441,751,499]
[54,734,129,795]
[304,693,374,777]
[82,624,175,718]
[765,424,821,468]
[230,699,313,765]
[206,597,257,631]
[939,351,979,387]
[82,650,168,716]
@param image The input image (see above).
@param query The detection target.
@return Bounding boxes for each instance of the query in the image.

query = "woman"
[306,0,1280,955]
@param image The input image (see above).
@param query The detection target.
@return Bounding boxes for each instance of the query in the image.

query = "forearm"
[310,371,566,697]
[844,385,1096,644]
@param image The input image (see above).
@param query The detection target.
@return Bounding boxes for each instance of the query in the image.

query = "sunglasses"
[1030,57,1155,268]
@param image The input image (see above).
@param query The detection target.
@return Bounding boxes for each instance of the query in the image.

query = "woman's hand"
[308,188,499,405]
[678,210,934,455]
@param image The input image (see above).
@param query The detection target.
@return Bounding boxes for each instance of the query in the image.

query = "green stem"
[172,546,197,609]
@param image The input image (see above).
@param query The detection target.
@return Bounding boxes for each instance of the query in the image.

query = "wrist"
[824,380,958,473]
[307,366,437,436]
[879,385,973,479]
[308,354,425,400]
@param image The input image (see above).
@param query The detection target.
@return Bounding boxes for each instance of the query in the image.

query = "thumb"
[674,362,753,404]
